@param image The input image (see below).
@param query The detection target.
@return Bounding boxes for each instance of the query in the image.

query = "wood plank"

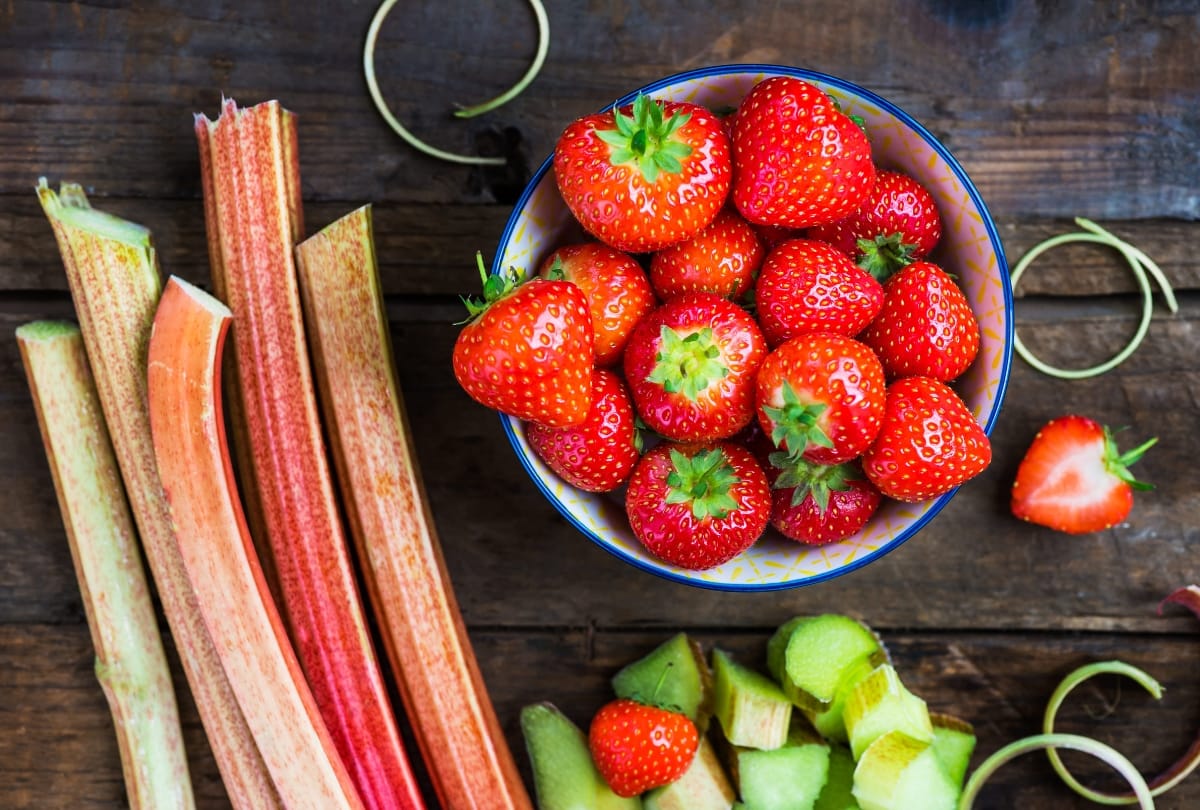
[2,1,1198,217]
[3,302,1197,633]
[3,623,1199,808]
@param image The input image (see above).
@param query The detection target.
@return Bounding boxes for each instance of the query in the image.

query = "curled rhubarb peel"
[17,321,195,810]
[295,206,534,809]
[363,0,549,164]
[959,733,1155,810]
[147,277,364,808]
[36,179,280,808]
[195,99,425,809]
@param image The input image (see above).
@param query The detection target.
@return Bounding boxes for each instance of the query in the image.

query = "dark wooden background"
[3,0,1199,807]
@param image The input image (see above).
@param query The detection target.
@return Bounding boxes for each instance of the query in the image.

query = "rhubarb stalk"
[36,180,281,809]
[194,99,425,809]
[147,276,364,809]
[295,205,533,809]
[17,320,195,810]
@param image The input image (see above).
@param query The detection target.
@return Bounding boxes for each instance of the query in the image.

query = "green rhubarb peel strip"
[363,0,549,165]
[959,733,1155,810]
[1010,217,1178,379]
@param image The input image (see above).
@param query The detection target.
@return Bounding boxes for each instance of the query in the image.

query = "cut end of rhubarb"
[37,178,154,249]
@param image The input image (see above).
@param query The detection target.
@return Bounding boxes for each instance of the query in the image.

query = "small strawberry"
[624,441,771,570]
[807,169,943,280]
[452,256,594,427]
[623,292,767,442]
[649,207,764,302]
[554,94,732,253]
[753,238,884,347]
[538,242,658,367]
[732,76,875,229]
[764,453,882,546]
[588,697,700,797]
[861,376,991,502]
[526,368,641,493]
[755,333,887,465]
[1011,415,1157,534]
[859,260,980,381]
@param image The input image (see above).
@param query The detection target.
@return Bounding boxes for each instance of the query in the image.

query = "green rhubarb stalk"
[36,179,281,809]
[17,320,194,810]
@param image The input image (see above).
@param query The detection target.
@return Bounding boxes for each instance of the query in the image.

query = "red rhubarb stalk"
[18,320,195,810]
[36,179,280,809]
[295,206,534,809]
[147,276,364,808]
[194,99,425,809]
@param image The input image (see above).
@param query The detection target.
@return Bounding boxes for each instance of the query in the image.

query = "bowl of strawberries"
[453,64,1013,590]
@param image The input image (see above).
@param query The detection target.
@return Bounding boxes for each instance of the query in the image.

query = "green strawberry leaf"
[665,447,742,520]
[856,233,917,282]
[762,381,832,456]
[646,326,730,400]
[768,452,858,513]
[598,93,695,183]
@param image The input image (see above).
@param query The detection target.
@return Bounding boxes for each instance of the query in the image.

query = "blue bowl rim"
[492,63,1014,592]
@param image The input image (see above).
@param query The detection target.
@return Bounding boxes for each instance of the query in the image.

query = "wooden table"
[3,1,1199,807]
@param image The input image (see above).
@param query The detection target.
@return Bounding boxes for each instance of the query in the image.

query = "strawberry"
[588,697,700,797]
[553,94,732,253]
[859,260,980,381]
[538,242,657,367]
[624,441,771,570]
[649,207,764,302]
[623,292,767,442]
[731,76,875,229]
[526,368,641,493]
[451,258,594,427]
[1011,415,1157,534]
[764,453,882,546]
[807,169,943,281]
[755,333,886,465]
[861,376,991,502]
[753,238,884,347]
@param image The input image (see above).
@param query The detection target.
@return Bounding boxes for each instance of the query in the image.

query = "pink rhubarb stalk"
[194,98,425,809]
[295,205,534,809]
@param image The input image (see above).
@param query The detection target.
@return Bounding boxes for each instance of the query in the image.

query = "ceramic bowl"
[493,64,1013,591]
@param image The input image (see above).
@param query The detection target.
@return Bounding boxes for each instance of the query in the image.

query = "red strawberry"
[623,292,767,442]
[731,76,875,229]
[588,698,700,797]
[452,259,594,427]
[807,169,943,280]
[526,368,641,493]
[861,376,991,502]
[625,441,771,570]
[554,94,732,253]
[649,207,764,301]
[1011,415,1157,534]
[538,242,657,367]
[859,260,980,381]
[763,452,882,546]
[753,238,884,347]
[755,333,886,465]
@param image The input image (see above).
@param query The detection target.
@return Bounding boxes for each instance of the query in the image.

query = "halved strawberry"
[731,76,875,229]
[538,242,657,367]
[588,697,699,797]
[623,292,767,442]
[526,368,641,493]
[753,238,884,347]
[649,207,764,302]
[554,94,732,253]
[625,441,771,570]
[452,257,594,427]
[1011,415,1157,534]
[861,376,991,502]
[755,333,887,465]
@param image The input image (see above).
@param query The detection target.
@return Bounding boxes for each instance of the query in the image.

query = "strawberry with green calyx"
[1011,415,1157,534]
[625,441,771,570]
[649,207,764,302]
[554,93,732,253]
[859,260,980,382]
[764,452,883,546]
[452,252,595,427]
[588,696,700,797]
[755,333,887,465]
[538,242,657,367]
[623,292,767,442]
[753,238,884,347]
[732,76,875,229]
[862,376,992,502]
